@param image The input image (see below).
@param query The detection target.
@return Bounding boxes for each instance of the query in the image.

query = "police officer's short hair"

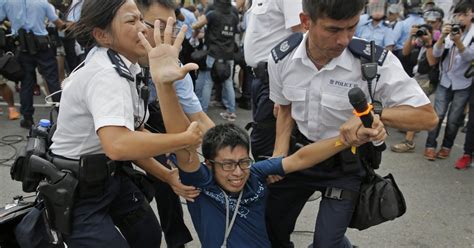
[135,0,177,11]
[202,124,250,161]
[302,0,365,22]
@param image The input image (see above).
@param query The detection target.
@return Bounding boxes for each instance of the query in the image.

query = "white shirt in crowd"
[243,0,302,67]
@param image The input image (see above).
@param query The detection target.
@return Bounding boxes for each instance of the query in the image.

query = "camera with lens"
[451,24,461,35]
[415,24,432,37]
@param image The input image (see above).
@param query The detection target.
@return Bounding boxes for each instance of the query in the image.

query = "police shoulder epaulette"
[107,49,134,81]
[271,32,304,63]
[348,38,388,66]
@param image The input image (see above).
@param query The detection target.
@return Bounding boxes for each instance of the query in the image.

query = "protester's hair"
[202,123,249,161]
[453,0,473,14]
[135,0,177,11]
[73,0,126,49]
[302,0,365,22]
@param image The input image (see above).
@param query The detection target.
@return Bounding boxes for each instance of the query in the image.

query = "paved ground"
[0,92,473,247]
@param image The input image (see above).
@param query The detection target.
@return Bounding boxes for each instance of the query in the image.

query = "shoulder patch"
[271,32,303,63]
[107,49,134,81]
[348,38,388,66]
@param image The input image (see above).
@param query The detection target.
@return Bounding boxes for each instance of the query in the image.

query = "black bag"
[211,58,231,84]
[349,172,407,230]
[0,51,24,82]
[190,49,208,70]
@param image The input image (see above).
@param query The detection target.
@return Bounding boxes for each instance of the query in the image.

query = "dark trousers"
[61,37,80,73]
[250,71,275,160]
[18,48,61,117]
[148,155,193,248]
[425,85,470,149]
[241,66,252,101]
[464,83,474,154]
[266,170,363,248]
[64,173,162,247]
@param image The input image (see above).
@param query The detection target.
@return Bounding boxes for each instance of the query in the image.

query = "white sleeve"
[282,0,302,29]
[85,69,135,132]
[375,52,431,108]
[268,53,291,105]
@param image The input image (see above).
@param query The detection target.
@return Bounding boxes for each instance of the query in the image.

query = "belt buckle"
[324,187,343,200]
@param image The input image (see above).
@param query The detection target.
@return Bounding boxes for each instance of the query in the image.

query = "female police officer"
[48,0,201,246]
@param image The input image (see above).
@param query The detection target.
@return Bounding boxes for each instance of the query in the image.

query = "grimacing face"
[207,145,250,193]
[109,0,148,63]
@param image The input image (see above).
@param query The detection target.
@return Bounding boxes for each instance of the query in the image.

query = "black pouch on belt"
[35,35,51,52]
[78,154,113,198]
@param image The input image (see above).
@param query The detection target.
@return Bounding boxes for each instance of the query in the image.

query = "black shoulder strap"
[107,49,134,81]
[348,38,388,66]
[271,32,304,64]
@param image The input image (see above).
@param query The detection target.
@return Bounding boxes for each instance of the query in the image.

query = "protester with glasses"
[139,19,387,245]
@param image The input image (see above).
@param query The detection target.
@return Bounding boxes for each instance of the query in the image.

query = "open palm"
[138,17,198,85]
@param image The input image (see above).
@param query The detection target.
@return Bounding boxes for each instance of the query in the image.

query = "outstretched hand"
[138,17,199,85]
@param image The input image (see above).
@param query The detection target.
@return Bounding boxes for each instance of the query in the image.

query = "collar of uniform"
[292,33,352,71]
[117,53,141,76]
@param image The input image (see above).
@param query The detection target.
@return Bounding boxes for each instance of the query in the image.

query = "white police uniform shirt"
[243,0,302,68]
[269,33,430,142]
[50,47,146,159]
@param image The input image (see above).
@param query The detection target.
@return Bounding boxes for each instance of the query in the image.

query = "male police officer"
[0,0,65,128]
[243,0,303,161]
[266,0,438,247]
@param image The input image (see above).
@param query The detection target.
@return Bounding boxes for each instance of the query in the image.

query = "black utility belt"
[17,28,51,55]
[251,61,268,81]
[48,153,118,198]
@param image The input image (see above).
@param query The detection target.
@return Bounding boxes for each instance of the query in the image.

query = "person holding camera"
[392,7,444,153]
[423,0,474,161]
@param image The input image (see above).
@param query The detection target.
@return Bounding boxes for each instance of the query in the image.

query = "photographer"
[423,0,474,161]
[392,7,444,153]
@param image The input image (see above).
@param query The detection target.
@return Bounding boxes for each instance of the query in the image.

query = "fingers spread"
[163,17,175,45]
[154,20,162,45]
[138,32,152,53]
[174,25,187,50]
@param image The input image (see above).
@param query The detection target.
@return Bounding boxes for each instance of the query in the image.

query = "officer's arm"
[133,157,200,201]
[272,104,295,157]
[381,104,438,131]
[97,126,200,161]
[281,137,346,174]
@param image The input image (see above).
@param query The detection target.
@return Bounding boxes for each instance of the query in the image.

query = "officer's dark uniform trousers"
[249,64,276,161]
[64,166,162,247]
[18,46,61,117]
[266,150,365,248]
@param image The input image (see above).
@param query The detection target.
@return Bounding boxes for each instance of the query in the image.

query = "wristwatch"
[372,101,383,118]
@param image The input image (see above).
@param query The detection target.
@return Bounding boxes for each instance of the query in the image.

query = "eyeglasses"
[208,158,254,171]
[423,10,442,20]
[144,21,180,37]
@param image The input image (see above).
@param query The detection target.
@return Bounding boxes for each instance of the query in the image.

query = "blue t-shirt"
[147,74,202,114]
[180,157,285,248]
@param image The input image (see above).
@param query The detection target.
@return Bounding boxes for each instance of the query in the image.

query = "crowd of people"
[0,0,472,247]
